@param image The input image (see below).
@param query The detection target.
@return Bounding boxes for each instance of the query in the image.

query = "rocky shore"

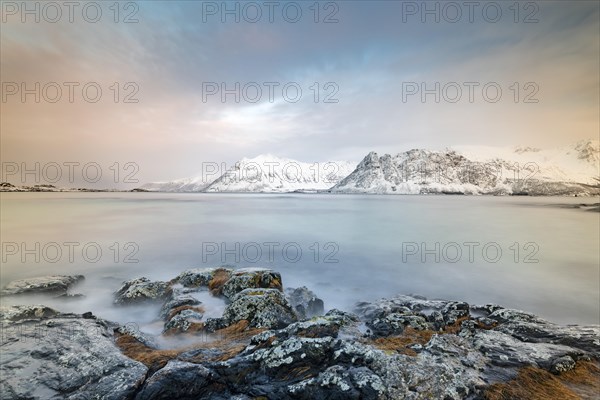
[1,268,599,399]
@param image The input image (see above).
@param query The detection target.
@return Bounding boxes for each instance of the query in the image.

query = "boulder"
[164,309,205,333]
[220,268,283,300]
[217,288,297,330]
[114,277,170,305]
[0,306,147,399]
[159,294,202,320]
[134,360,215,400]
[1,275,84,296]
[175,267,232,289]
[286,286,325,319]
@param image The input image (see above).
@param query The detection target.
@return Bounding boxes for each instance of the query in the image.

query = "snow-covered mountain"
[331,140,600,195]
[139,141,599,195]
[204,154,355,193]
[141,155,356,193]
[139,176,211,192]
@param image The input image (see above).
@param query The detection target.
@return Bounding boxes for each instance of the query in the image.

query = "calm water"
[1,193,598,331]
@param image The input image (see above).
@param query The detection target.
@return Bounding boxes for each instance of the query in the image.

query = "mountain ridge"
[140,140,599,195]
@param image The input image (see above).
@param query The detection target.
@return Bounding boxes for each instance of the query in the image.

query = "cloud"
[1,1,598,186]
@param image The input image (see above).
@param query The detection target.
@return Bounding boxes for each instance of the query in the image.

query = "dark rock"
[367,313,429,337]
[286,286,325,319]
[550,355,576,374]
[82,311,94,319]
[134,360,215,400]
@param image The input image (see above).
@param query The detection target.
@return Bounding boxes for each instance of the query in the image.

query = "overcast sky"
[1,1,598,187]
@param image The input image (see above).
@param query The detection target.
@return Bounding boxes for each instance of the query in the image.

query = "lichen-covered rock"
[174,267,232,288]
[164,309,204,333]
[220,288,297,329]
[114,277,170,305]
[367,313,429,337]
[489,308,600,354]
[221,268,283,300]
[159,293,201,320]
[0,306,147,399]
[1,275,84,296]
[286,286,325,319]
[287,365,385,400]
[0,304,59,321]
[116,322,159,348]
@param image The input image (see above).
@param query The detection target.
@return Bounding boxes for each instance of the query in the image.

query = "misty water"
[1,193,598,340]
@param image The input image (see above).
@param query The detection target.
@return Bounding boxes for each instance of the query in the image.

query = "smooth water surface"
[1,193,598,331]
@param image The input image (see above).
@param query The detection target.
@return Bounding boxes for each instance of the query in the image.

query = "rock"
[3,276,599,400]
[489,309,600,354]
[159,294,201,320]
[220,268,283,300]
[134,360,215,400]
[164,309,204,333]
[367,313,429,337]
[286,286,325,319]
[0,304,59,321]
[175,267,232,288]
[1,275,84,296]
[246,310,361,350]
[114,277,170,305]
[220,288,297,329]
[116,322,159,348]
[550,355,576,374]
[0,306,147,399]
[287,365,385,400]
[441,301,470,325]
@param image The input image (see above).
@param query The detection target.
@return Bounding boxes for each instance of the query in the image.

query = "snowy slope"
[204,154,356,193]
[139,175,211,192]
[141,155,356,193]
[331,140,600,195]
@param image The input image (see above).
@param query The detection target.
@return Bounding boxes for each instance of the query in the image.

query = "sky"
[1,0,599,187]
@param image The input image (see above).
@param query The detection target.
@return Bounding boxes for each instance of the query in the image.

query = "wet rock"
[116,322,159,348]
[221,268,283,300]
[286,286,325,319]
[0,304,59,321]
[159,294,201,320]
[472,329,583,369]
[490,309,600,354]
[4,283,599,400]
[114,277,170,305]
[164,309,204,333]
[246,310,360,350]
[367,313,429,337]
[221,288,297,329]
[1,275,84,296]
[550,355,576,374]
[0,306,147,399]
[175,267,232,289]
[441,301,470,325]
[134,360,215,400]
[203,317,229,332]
[287,365,385,400]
